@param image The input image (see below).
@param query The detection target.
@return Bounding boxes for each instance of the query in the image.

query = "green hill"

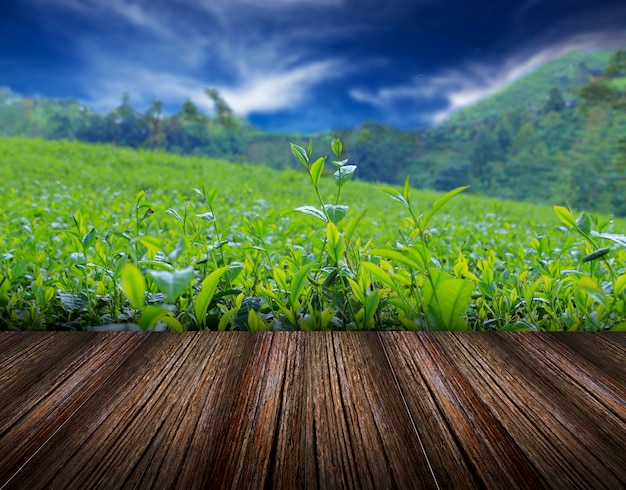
[447,49,613,124]
[412,48,626,216]
[0,48,625,216]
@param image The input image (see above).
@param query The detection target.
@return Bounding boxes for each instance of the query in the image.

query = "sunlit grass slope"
[1,137,625,330]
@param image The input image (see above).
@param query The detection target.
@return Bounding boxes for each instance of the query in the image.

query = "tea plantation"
[1,137,625,330]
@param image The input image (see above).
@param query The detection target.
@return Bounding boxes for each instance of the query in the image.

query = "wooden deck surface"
[0,332,624,489]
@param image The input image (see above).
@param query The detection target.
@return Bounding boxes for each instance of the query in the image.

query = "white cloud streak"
[351,27,626,125]
[31,0,351,116]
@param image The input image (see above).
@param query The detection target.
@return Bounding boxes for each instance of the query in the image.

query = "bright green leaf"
[195,266,231,327]
[149,266,194,303]
[81,227,96,250]
[310,156,326,188]
[370,248,421,270]
[615,274,626,296]
[361,261,397,289]
[436,278,474,330]
[325,204,349,224]
[294,206,328,222]
[421,186,469,231]
[402,176,411,203]
[290,143,309,166]
[553,205,577,228]
[290,262,314,306]
[364,289,381,327]
[333,165,357,188]
[120,263,146,310]
[138,305,167,330]
[326,222,345,263]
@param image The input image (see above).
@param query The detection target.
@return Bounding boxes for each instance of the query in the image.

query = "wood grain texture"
[551,333,626,385]
[435,332,626,489]
[0,332,624,489]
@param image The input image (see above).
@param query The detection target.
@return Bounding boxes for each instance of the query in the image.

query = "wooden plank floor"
[0,332,624,489]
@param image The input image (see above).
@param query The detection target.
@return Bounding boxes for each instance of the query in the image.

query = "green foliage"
[1,136,625,331]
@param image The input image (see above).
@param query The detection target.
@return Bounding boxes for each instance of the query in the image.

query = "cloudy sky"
[1,0,625,132]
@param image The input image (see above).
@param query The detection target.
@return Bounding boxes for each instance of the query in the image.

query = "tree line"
[0,48,624,215]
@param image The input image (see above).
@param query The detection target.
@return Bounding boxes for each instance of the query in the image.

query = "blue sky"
[1,0,625,132]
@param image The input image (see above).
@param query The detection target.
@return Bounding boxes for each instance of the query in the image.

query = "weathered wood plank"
[2,333,198,489]
[436,332,626,489]
[126,332,255,489]
[381,332,543,489]
[0,332,54,372]
[0,332,623,489]
[0,331,28,351]
[305,332,438,489]
[0,332,149,484]
[551,333,626,385]
[205,333,305,489]
[377,332,482,489]
[604,332,626,349]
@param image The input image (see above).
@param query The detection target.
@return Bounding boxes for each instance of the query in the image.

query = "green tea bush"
[0,137,624,331]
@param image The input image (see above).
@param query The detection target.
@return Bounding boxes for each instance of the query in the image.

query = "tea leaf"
[290,143,309,167]
[364,289,381,327]
[326,222,345,263]
[402,176,411,203]
[310,156,326,188]
[149,266,195,303]
[615,274,626,296]
[436,278,474,330]
[576,212,592,236]
[295,206,328,222]
[371,248,421,270]
[325,204,349,224]
[576,276,608,308]
[138,305,167,330]
[120,263,146,310]
[195,266,231,326]
[159,314,184,332]
[582,247,610,263]
[421,186,469,230]
[81,227,96,249]
[591,231,626,247]
[333,165,357,188]
[554,205,577,228]
[290,262,314,306]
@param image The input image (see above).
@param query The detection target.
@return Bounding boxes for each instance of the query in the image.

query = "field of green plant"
[1,136,625,331]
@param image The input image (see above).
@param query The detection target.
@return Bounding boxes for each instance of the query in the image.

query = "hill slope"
[447,49,613,124]
[0,48,625,215]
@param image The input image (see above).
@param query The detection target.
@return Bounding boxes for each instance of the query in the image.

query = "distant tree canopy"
[543,87,566,113]
[579,49,626,110]
[1,48,626,215]
[578,48,626,216]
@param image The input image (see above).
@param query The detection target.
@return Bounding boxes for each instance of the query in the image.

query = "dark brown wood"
[0,332,624,489]
[551,333,626,385]
[381,332,543,489]
[435,332,626,489]
[305,332,437,489]
[0,332,148,483]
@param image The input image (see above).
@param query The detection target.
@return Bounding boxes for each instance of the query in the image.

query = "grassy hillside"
[1,137,625,331]
[447,49,613,124]
[1,48,625,217]
[415,49,626,216]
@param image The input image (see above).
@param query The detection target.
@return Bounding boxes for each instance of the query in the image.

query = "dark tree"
[543,87,566,113]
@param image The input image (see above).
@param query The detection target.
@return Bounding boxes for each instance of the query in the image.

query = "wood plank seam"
[376,332,442,490]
